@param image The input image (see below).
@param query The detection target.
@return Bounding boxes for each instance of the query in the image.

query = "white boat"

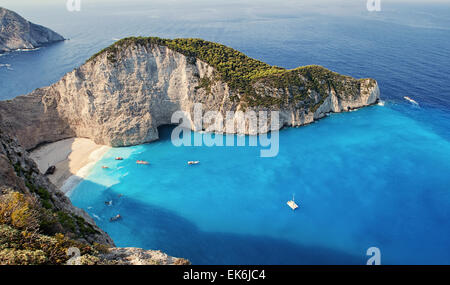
[287,194,299,210]
[188,161,200,165]
[404,96,419,105]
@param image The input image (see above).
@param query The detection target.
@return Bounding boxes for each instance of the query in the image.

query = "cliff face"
[0,38,380,150]
[0,7,64,53]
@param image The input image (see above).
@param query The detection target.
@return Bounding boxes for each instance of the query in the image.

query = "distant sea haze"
[2,1,450,264]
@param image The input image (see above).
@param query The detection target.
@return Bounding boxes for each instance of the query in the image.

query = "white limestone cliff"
[0,41,379,150]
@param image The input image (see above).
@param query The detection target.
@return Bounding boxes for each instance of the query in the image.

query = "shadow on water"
[73,179,365,265]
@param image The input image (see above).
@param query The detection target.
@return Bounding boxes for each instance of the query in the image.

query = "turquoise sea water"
[1,1,450,264]
[69,103,450,265]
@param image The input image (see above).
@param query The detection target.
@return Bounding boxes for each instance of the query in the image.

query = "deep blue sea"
[1,0,450,264]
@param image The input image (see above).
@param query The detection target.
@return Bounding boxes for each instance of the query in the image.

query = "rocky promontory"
[0,7,64,53]
[0,37,380,150]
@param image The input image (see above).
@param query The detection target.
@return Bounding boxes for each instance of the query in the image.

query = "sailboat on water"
[287,194,299,210]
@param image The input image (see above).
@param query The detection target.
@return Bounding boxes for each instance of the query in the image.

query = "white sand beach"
[30,138,110,194]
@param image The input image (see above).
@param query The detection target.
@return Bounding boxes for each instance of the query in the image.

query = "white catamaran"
[287,194,299,210]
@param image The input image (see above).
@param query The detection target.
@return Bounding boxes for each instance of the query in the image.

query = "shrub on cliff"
[0,224,104,265]
[0,248,48,265]
[0,192,40,231]
[0,191,108,265]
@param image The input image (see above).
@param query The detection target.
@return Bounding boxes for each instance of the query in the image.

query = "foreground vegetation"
[0,191,108,265]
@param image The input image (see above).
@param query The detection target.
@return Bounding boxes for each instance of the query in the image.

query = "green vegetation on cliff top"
[89,37,375,108]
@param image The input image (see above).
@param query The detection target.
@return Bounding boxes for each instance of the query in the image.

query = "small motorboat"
[404,96,419,105]
[136,160,150,165]
[102,166,109,169]
[110,214,122,222]
[115,157,124,160]
[287,194,299,211]
[188,161,200,165]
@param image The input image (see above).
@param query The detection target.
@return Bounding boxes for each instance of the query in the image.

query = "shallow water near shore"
[2,0,450,264]
[69,103,450,264]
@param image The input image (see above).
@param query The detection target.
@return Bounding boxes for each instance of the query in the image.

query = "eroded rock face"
[0,42,379,150]
[0,7,64,53]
